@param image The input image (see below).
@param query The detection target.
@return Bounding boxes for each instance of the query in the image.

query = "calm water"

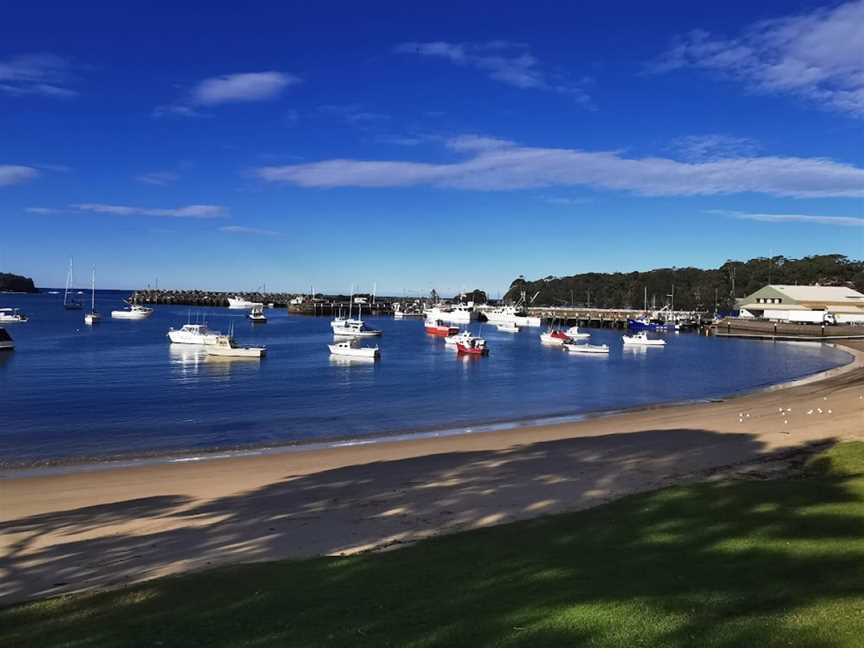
[0,291,852,467]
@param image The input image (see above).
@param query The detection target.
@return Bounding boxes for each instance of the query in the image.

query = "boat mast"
[64,257,72,305]
[90,266,96,312]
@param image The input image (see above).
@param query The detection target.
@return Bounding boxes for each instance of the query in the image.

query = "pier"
[526,306,711,329]
[132,289,394,315]
[713,318,864,340]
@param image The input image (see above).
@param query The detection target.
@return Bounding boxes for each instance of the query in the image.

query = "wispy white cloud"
[135,171,180,186]
[668,134,760,162]
[155,71,300,117]
[72,203,227,218]
[0,53,79,98]
[254,137,864,198]
[0,165,39,186]
[395,41,591,104]
[714,209,864,227]
[219,225,283,237]
[650,1,864,117]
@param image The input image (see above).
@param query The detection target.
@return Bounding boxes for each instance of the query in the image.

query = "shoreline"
[2,341,863,605]
[2,340,856,479]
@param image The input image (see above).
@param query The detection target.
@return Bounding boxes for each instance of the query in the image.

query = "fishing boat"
[329,338,380,359]
[425,302,478,323]
[564,326,590,339]
[496,322,520,333]
[167,323,222,345]
[63,258,82,310]
[206,330,266,358]
[248,304,267,322]
[111,303,154,320]
[0,327,13,351]
[227,295,261,309]
[456,338,488,356]
[333,301,381,337]
[445,330,476,346]
[425,319,459,337]
[539,331,570,345]
[564,341,610,354]
[0,308,28,323]
[84,267,101,326]
[622,331,667,347]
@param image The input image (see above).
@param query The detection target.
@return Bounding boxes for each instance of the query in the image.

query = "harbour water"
[0,291,852,469]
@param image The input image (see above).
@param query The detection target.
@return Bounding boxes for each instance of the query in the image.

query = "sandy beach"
[2,341,863,606]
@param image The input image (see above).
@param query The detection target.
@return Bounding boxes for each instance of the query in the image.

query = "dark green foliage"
[0,272,37,293]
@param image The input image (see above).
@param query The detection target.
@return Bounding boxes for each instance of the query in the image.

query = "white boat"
[63,258,83,310]
[540,329,570,345]
[329,338,380,359]
[0,308,28,323]
[84,267,101,326]
[481,304,541,327]
[445,330,476,346]
[496,322,520,333]
[564,342,609,354]
[0,327,13,350]
[622,331,666,347]
[206,334,265,358]
[227,295,261,309]
[248,304,267,322]
[425,302,478,324]
[111,303,154,320]
[565,326,590,339]
[332,298,381,337]
[167,323,222,345]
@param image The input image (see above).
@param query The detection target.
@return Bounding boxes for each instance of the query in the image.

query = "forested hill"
[0,273,38,293]
[505,255,864,311]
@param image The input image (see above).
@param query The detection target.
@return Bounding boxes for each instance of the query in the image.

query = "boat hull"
[167,331,221,345]
[564,343,609,354]
[328,344,379,359]
[207,346,265,358]
[111,309,153,320]
[426,326,459,337]
[84,313,101,325]
[456,342,488,355]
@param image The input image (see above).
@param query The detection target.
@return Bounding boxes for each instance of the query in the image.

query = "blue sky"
[2,0,862,294]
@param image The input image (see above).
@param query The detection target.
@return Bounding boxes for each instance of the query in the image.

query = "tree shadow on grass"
[3,435,864,647]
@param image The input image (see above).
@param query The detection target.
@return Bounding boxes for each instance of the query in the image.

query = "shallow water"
[0,291,852,467]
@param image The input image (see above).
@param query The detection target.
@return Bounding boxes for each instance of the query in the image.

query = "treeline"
[504,255,864,311]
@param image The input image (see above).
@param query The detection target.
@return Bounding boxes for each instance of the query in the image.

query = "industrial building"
[737,285,864,324]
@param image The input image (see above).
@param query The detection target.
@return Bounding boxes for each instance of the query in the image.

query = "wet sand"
[2,342,863,605]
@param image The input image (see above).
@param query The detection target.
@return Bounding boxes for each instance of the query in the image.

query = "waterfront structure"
[737,285,864,324]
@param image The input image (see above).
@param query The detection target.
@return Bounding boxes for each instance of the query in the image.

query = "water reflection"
[168,344,205,380]
[329,355,377,367]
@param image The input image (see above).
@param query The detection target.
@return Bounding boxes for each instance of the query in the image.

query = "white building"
[738,285,864,324]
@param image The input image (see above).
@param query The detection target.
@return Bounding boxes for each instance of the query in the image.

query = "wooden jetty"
[526,306,710,329]
[131,289,394,315]
[713,317,864,340]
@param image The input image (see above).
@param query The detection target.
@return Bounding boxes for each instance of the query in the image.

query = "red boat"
[456,338,489,356]
[550,330,569,340]
[425,319,459,336]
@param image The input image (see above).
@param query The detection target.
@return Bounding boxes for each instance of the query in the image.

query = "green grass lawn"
[4,442,864,648]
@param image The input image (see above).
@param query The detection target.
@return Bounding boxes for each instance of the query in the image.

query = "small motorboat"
[456,338,488,356]
[425,319,459,337]
[0,327,13,351]
[206,334,266,358]
[248,304,267,323]
[565,326,590,339]
[622,331,666,347]
[329,338,380,359]
[496,322,520,333]
[112,303,154,320]
[564,342,610,354]
[167,323,222,345]
[0,308,28,323]
[540,330,571,345]
[445,330,476,346]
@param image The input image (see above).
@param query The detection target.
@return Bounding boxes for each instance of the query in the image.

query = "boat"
[445,330,476,346]
[539,331,570,345]
[565,326,590,339]
[0,308,28,323]
[0,327,13,350]
[456,338,488,355]
[167,323,222,345]
[206,332,266,358]
[248,304,267,322]
[328,338,380,359]
[564,342,610,354]
[111,303,154,320]
[331,292,382,337]
[496,322,520,333]
[392,302,425,319]
[622,331,667,347]
[425,319,459,337]
[84,267,101,326]
[627,318,674,333]
[63,258,82,310]
[424,302,478,324]
[227,295,261,309]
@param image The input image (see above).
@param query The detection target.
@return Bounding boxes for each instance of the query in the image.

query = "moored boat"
[84,267,101,326]
[112,303,154,319]
[227,295,261,309]
[0,327,13,350]
[565,326,590,339]
[564,341,610,354]
[445,330,476,346]
[329,338,380,359]
[206,334,266,358]
[540,329,571,345]
[456,338,488,355]
[425,319,459,337]
[0,308,28,323]
[496,322,520,333]
[622,331,667,347]
[167,323,222,345]
[248,304,267,322]
[63,258,82,310]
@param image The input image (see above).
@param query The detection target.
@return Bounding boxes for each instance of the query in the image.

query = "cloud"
[254,139,864,198]
[395,41,591,104]
[72,203,227,218]
[218,225,283,237]
[715,210,864,227]
[445,134,515,151]
[136,171,180,186]
[649,1,864,117]
[0,53,79,98]
[0,165,39,186]
[668,134,760,162]
[156,71,300,117]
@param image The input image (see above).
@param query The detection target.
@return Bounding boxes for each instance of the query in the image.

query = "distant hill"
[0,273,38,293]
[505,255,864,311]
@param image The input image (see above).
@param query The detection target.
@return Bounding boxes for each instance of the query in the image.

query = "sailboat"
[84,267,101,325]
[63,258,83,310]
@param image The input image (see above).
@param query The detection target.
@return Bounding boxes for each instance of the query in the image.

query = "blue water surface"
[0,291,852,466]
